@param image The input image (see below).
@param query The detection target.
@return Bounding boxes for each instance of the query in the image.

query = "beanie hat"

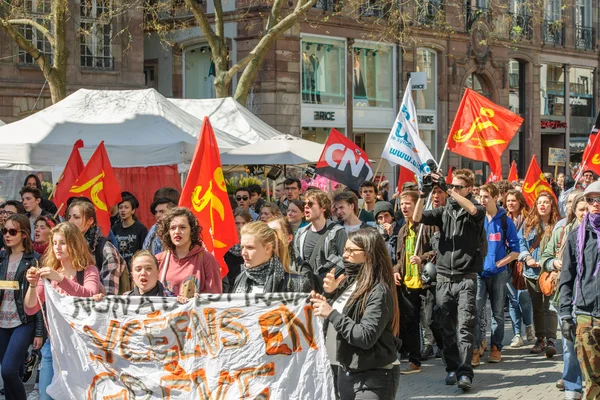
[374,201,394,220]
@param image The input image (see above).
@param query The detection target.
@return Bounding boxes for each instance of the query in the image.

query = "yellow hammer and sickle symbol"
[191,168,228,248]
[523,173,546,197]
[592,154,600,165]
[453,107,505,148]
[69,171,108,211]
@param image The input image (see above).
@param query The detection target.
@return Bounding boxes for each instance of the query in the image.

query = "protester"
[274,182,285,207]
[518,191,560,357]
[555,190,583,231]
[259,202,282,222]
[248,184,265,215]
[67,200,126,295]
[33,216,57,255]
[294,189,346,290]
[559,176,576,218]
[0,215,43,400]
[156,207,222,296]
[20,186,53,238]
[143,197,176,255]
[235,187,259,220]
[280,178,302,213]
[375,200,402,264]
[559,181,600,400]
[378,180,390,202]
[234,221,310,293]
[358,181,377,223]
[576,169,595,190]
[311,228,400,400]
[224,207,252,293]
[556,172,565,192]
[23,174,57,216]
[333,191,366,234]
[472,184,519,366]
[112,194,148,267]
[24,222,101,400]
[413,168,485,391]
[286,199,307,233]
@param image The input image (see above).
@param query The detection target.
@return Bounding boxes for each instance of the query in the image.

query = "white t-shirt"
[325,283,356,366]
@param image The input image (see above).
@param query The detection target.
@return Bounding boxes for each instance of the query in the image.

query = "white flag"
[381,79,435,176]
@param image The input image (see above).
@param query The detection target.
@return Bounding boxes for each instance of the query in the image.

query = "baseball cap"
[583,180,600,196]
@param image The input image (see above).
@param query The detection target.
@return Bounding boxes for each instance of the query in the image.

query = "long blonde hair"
[42,222,94,272]
[240,221,289,271]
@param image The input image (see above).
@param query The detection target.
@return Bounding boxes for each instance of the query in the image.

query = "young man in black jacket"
[413,168,485,391]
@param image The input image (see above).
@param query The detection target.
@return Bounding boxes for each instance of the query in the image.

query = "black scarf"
[234,257,286,293]
[343,260,362,278]
[131,281,166,296]
[84,225,103,252]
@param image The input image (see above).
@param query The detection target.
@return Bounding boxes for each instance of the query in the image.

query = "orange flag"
[447,88,523,179]
[179,118,236,278]
[579,132,600,177]
[397,166,417,192]
[68,142,122,236]
[507,160,518,182]
[52,140,84,210]
[522,155,555,207]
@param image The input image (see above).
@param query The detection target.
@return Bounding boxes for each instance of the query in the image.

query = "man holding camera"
[413,169,485,391]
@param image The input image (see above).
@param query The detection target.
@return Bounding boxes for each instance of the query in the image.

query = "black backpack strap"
[76,270,85,286]
[94,237,108,271]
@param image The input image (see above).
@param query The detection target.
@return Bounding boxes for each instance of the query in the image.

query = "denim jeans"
[562,331,583,396]
[337,365,400,400]
[506,280,533,336]
[39,340,55,400]
[0,322,34,400]
[475,269,508,350]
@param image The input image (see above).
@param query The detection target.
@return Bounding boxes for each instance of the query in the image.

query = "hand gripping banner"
[43,283,335,400]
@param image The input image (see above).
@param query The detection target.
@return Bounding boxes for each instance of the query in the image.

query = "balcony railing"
[417,1,443,25]
[508,12,532,40]
[312,0,341,12]
[80,55,114,71]
[541,19,564,46]
[575,25,595,50]
[464,5,491,32]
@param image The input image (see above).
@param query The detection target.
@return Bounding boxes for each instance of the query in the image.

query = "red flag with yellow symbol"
[68,142,122,236]
[507,160,518,182]
[579,132,600,177]
[447,88,523,179]
[522,155,555,207]
[52,139,85,210]
[179,118,236,278]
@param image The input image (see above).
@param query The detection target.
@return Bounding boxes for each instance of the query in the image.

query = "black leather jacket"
[0,251,44,337]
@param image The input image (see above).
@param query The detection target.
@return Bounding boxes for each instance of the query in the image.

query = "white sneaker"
[511,334,525,348]
[526,325,535,342]
[27,390,39,400]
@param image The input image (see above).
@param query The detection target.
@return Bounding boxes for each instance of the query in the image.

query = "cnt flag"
[507,160,518,182]
[179,117,237,278]
[447,88,523,179]
[382,79,435,177]
[522,155,555,207]
[315,129,373,191]
[68,142,122,236]
[52,140,85,210]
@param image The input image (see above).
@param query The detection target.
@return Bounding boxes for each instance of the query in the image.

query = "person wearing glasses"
[279,178,302,214]
[235,187,259,221]
[0,214,44,400]
[413,168,485,391]
[311,228,400,400]
[559,181,600,400]
[0,201,27,251]
[576,169,595,191]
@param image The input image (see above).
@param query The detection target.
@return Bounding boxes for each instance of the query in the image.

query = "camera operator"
[413,168,485,391]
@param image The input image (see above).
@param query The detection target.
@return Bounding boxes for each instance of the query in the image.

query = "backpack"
[94,237,131,295]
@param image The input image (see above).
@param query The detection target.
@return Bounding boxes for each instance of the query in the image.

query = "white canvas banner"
[381,79,435,176]
[43,282,335,399]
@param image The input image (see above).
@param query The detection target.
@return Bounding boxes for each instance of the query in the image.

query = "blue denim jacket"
[517,225,545,279]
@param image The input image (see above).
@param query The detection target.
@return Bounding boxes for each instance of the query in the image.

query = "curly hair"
[158,207,203,251]
[304,189,332,219]
[523,192,561,238]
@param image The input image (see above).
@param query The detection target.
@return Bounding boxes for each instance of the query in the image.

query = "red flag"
[579,131,600,177]
[397,166,417,192]
[522,155,555,207]
[447,88,523,179]
[446,166,453,182]
[507,161,518,182]
[52,140,84,210]
[315,129,373,191]
[486,168,501,183]
[68,142,122,236]
[582,133,598,166]
[179,118,236,278]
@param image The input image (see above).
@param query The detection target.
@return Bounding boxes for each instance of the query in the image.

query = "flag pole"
[372,159,384,182]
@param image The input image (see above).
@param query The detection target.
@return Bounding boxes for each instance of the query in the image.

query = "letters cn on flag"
[315,128,373,191]
[382,79,435,177]
[522,154,555,207]
[52,140,84,209]
[447,88,523,178]
[180,117,236,277]
[42,284,336,400]
[68,142,121,236]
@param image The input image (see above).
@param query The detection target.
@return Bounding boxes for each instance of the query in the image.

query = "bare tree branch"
[7,18,55,47]
[0,16,50,74]
[183,0,220,50]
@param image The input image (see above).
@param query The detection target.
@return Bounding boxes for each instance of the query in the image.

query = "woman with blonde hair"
[234,221,310,293]
[259,202,283,222]
[24,222,100,400]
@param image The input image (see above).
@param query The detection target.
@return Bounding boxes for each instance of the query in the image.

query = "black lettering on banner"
[71,298,94,319]
[219,308,248,348]
[120,372,154,399]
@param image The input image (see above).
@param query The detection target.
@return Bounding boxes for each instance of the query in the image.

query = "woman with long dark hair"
[518,191,561,357]
[311,227,400,400]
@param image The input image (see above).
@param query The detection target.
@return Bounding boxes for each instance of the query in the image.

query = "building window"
[18,0,52,65]
[415,48,437,110]
[540,63,565,116]
[569,67,594,117]
[302,38,345,106]
[183,46,216,99]
[352,44,392,108]
[79,0,113,70]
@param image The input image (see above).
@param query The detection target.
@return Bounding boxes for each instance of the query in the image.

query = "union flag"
[68,142,122,236]
[447,89,523,179]
[179,118,236,277]
[522,155,555,207]
[507,160,518,182]
[53,140,85,211]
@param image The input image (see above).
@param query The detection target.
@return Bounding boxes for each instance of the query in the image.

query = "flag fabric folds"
[447,88,523,179]
[522,155,555,207]
[397,166,418,192]
[179,117,237,278]
[507,161,518,182]
[52,140,85,210]
[579,131,600,177]
[68,142,122,236]
[446,166,453,183]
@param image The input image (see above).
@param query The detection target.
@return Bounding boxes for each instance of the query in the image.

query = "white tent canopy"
[0,88,249,170]
[169,97,283,144]
[220,134,324,165]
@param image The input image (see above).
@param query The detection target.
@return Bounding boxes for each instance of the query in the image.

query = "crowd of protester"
[0,169,599,400]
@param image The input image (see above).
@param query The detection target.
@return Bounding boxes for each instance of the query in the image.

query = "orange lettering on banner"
[84,321,121,364]
[234,363,275,399]
[119,320,151,363]
[161,361,193,399]
[168,311,202,360]
[189,309,219,357]
[87,371,126,400]
[259,305,317,355]
[219,308,248,349]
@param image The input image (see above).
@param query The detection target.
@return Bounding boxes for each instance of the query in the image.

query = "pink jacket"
[25,265,101,315]
[157,245,222,296]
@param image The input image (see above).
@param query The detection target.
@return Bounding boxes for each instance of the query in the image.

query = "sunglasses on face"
[2,228,21,236]
[585,197,600,205]
[447,184,466,191]
[236,196,249,201]
[306,201,315,208]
